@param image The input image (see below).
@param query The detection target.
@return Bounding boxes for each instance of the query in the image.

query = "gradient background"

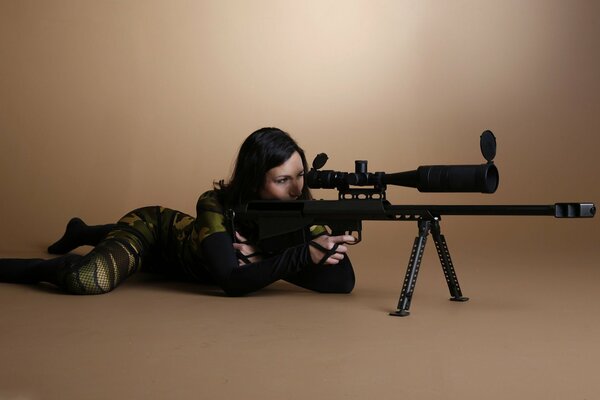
[1,1,599,399]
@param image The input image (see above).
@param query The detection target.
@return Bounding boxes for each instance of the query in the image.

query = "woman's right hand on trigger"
[309,234,355,265]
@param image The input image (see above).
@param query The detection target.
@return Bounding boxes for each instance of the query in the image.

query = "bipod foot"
[389,309,410,317]
[450,296,469,302]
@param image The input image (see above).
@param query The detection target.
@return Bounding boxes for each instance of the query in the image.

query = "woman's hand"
[309,234,355,265]
[233,232,262,266]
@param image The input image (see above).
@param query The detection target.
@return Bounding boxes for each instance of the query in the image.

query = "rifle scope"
[384,163,498,193]
[306,130,499,194]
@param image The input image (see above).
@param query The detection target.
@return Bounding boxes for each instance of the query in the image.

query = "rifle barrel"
[386,203,595,218]
[240,201,596,219]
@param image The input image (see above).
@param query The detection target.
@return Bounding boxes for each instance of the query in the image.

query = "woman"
[0,128,355,296]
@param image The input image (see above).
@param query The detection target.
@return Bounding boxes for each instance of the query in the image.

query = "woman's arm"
[201,232,355,296]
[200,232,313,296]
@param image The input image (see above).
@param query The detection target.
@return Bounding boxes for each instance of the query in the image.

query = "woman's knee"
[59,262,119,295]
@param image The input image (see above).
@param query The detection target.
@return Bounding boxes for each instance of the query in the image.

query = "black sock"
[47,218,117,254]
[0,254,81,285]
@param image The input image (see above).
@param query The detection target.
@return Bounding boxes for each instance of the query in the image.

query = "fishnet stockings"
[58,236,144,295]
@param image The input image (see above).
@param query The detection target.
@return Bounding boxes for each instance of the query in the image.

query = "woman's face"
[259,151,305,200]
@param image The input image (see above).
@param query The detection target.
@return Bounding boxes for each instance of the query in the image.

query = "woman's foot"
[47,217,87,254]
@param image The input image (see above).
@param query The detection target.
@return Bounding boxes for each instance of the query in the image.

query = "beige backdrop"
[0,0,598,254]
[1,0,599,262]
[1,2,600,400]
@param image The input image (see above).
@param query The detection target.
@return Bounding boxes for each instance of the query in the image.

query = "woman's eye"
[276,178,288,184]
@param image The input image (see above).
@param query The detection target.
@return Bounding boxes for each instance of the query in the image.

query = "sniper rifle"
[232,131,595,316]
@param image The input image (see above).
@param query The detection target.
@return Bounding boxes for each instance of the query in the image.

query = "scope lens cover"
[312,153,328,170]
[480,130,496,162]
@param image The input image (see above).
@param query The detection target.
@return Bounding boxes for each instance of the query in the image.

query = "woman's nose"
[290,180,302,197]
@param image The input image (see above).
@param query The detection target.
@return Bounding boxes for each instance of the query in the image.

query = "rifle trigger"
[347,230,361,245]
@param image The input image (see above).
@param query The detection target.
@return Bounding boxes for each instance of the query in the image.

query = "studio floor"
[1,240,599,400]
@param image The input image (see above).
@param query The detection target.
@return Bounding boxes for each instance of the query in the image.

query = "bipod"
[389,216,469,317]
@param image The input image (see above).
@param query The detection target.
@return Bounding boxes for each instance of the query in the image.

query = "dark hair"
[216,127,312,206]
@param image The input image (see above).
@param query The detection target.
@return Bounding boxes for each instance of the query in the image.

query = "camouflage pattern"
[55,190,327,294]
[110,191,229,280]
[57,235,143,294]
[309,224,328,237]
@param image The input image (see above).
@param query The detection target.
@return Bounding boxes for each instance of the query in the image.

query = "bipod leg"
[430,219,469,302]
[390,219,431,317]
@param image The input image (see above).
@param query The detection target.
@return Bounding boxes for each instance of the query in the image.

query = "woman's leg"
[1,207,160,294]
[47,217,118,254]
[56,206,166,294]
[0,231,145,294]
[0,254,82,285]
[56,231,146,294]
